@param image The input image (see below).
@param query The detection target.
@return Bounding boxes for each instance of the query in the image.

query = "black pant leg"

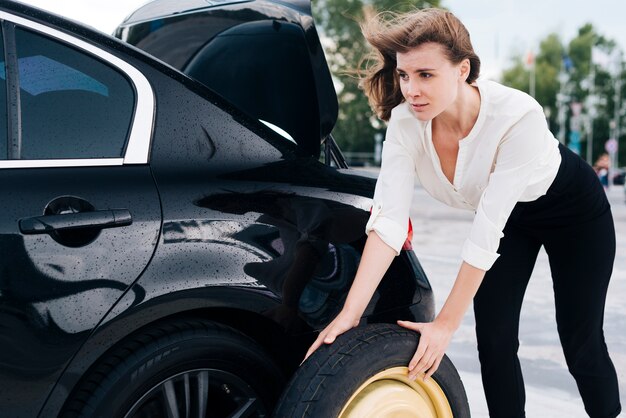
[544,209,621,418]
[474,223,542,418]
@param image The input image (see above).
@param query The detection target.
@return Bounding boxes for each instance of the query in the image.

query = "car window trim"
[1,158,124,168]
[2,21,21,160]
[0,10,154,169]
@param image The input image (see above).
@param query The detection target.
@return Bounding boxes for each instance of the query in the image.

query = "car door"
[0,14,160,417]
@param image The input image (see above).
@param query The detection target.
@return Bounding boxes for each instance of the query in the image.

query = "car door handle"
[19,209,132,234]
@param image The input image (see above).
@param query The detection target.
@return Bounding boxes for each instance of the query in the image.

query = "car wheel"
[273,323,470,418]
[63,319,284,418]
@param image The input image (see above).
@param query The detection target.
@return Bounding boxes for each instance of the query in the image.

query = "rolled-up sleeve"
[461,108,549,270]
[365,133,416,255]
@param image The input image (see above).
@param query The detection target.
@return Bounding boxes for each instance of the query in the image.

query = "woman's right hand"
[303,309,360,361]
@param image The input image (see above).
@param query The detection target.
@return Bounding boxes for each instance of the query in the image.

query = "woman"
[593,152,610,188]
[305,8,621,418]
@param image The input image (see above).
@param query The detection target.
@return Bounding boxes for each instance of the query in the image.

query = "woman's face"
[396,42,467,121]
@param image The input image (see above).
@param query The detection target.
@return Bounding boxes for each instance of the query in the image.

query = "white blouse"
[365,79,561,271]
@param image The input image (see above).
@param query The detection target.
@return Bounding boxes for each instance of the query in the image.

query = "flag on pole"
[563,55,574,72]
[524,50,535,69]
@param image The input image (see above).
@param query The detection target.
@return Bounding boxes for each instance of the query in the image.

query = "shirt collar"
[390,101,415,121]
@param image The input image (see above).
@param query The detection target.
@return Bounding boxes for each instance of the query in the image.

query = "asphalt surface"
[409,182,626,417]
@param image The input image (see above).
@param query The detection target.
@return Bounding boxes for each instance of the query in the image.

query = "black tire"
[62,318,285,418]
[273,323,470,418]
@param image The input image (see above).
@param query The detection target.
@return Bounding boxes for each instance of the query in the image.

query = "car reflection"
[0,234,145,377]
[196,191,368,332]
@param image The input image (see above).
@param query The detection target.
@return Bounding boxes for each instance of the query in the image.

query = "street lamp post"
[612,57,622,169]
[374,132,383,166]
[584,66,597,165]
[556,69,570,145]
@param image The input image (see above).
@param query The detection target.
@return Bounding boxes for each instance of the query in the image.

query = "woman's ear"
[459,58,471,81]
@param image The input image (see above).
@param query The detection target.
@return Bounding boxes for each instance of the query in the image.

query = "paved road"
[409,183,626,417]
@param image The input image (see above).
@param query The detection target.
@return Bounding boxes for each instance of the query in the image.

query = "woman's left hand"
[397,318,455,381]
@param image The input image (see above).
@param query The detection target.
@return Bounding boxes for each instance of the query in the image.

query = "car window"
[9,27,135,160]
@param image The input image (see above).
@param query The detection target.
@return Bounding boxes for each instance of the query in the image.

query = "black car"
[0,0,468,416]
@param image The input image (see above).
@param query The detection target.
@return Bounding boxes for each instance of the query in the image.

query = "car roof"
[121,0,312,26]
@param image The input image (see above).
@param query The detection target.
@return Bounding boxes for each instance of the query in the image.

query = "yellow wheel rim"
[338,367,453,418]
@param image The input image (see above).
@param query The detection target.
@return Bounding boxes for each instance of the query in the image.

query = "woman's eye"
[398,73,408,81]
[420,73,432,79]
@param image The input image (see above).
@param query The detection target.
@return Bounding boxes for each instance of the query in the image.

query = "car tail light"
[402,219,413,251]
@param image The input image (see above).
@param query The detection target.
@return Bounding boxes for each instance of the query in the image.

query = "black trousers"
[473,144,621,418]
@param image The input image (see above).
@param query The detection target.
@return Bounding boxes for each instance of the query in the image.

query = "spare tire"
[273,323,470,418]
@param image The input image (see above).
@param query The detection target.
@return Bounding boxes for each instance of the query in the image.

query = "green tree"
[501,33,563,132]
[312,0,441,160]
[501,24,625,165]
[565,25,621,163]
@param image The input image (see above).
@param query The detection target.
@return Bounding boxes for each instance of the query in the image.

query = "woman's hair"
[360,8,480,121]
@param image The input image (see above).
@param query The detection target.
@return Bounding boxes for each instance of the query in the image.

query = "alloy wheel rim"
[124,368,266,418]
